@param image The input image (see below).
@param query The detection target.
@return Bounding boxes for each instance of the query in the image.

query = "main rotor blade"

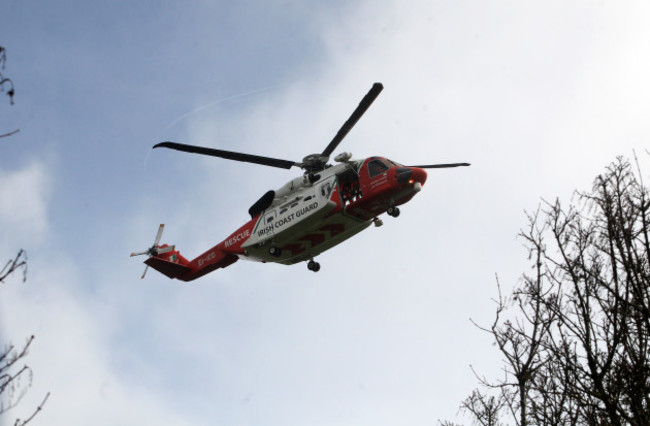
[321,82,384,158]
[154,142,299,170]
[409,163,471,168]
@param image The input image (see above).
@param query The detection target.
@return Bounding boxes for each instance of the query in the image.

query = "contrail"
[164,84,286,130]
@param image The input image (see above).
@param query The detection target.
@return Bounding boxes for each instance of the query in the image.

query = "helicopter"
[131,82,469,280]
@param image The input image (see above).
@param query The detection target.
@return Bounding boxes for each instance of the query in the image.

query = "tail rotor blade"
[153,224,165,246]
[141,265,149,279]
[132,224,171,279]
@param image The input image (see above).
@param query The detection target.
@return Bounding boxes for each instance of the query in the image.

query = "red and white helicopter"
[131,83,469,280]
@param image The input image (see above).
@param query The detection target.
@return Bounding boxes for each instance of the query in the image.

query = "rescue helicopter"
[131,83,469,280]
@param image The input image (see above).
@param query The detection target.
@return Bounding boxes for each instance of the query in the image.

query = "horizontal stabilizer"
[145,256,192,280]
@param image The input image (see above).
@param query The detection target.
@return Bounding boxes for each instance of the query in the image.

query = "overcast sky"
[2,1,650,425]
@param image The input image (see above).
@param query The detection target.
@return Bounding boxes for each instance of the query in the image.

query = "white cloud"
[0,161,51,250]
[1,254,194,425]
[5,1,650,425]
[168,2,650,423]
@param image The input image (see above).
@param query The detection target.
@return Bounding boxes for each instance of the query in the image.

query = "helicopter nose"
[411,167,428,185]
[396,167,427,191]
[396,167,413,184]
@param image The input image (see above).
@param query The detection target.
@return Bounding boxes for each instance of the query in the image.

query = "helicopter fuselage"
[145,157,427,280]
[133,82,469,280]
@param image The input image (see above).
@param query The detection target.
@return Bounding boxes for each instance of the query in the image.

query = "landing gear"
[387,206,400,217]
[269,245,282,257]
[307,260,321,272]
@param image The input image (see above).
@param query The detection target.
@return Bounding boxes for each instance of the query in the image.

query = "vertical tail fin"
[144,249,192,280]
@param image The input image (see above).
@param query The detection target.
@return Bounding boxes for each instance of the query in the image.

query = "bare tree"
[446,157,650,425]
[0,46,15,103]
[1,250,50,426]
[1,44,48,425]
[1,45,19,138]
[0,251,50,426]
[438,388,505,426]
[0,249,27,283]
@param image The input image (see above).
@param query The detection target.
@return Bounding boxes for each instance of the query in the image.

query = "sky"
[1,0,650,424]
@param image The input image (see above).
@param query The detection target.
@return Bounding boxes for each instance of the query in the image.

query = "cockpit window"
[368,159,389,178]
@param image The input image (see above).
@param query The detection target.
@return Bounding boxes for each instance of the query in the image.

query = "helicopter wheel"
[387,206,400,217]
[307,260,321,272]
[269,245,282,257]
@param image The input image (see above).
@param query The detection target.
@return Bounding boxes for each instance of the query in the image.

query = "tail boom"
[137,221,256,281]
[144,247,238,282]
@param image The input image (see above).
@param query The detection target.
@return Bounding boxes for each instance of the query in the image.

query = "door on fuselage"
[336,166,362,206]
[343,158,392,220]
[259,208,277,239]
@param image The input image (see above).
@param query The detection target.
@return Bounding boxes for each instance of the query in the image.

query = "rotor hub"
[301,153,330,172]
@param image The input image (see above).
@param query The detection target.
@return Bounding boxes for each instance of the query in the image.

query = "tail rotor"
[130,224,175,279]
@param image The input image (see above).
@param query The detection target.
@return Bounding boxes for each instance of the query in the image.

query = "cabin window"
[266,215,274,223]
[320,182,332,197]
[368,159,389,178]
